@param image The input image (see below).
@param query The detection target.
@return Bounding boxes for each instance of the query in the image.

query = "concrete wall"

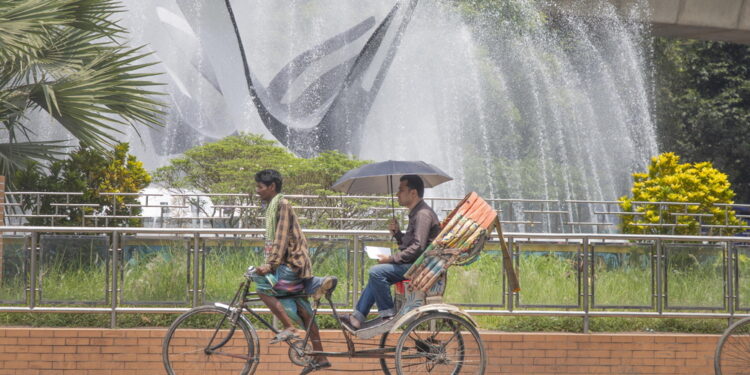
[647,0,750,43]
[0,328,718,374]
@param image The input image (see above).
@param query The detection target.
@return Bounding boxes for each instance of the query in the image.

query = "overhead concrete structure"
[555,0,750,44]
[648,0,750,43]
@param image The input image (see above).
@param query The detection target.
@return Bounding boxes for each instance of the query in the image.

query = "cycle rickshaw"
[162,192,520,374]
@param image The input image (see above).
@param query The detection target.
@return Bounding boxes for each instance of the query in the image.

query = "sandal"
[299,360,332,375]
[269,327,300,344]
[338,314,361,331]
[311,276,338,301]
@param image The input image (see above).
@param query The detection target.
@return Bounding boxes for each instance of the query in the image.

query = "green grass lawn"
[0,237,746,333]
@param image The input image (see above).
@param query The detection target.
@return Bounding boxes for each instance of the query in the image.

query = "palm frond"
[0,0,165,164]
[0,0,127,73]
[67,0,126,37]
[0,140,69,177]
[0,88,30,127]
[26,45,165,149]
[0,0,73,67]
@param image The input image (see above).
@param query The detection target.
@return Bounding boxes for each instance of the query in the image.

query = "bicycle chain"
[260,336,447,372]
[259,338,436,373]
[255,357,428,373]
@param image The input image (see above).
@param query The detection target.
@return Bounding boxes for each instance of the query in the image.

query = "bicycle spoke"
[439,330,460,349]
[169,347,209,356]
[209,351,254,361]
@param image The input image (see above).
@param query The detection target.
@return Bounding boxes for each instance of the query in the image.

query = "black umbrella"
[331,160,453,216]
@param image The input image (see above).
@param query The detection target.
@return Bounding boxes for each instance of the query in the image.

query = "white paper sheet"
[364,246,392,260]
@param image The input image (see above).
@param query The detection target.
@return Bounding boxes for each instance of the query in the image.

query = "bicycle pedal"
[270,332,301,344]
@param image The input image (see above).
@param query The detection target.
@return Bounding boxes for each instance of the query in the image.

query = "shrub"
[14,143,151,226]
[619,152,743,235]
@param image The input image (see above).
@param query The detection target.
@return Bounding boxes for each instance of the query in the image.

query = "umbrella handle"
[389,175,398,247]
[389,175,396,219]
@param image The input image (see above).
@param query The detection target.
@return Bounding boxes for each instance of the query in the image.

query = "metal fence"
[0,226,748,331]
[5,191,750,234]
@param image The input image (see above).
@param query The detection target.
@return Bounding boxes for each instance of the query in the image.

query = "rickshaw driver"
[252,169,336,374]
[341,175,441,330]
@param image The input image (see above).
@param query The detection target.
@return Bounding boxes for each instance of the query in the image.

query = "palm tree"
[0,0,164,180]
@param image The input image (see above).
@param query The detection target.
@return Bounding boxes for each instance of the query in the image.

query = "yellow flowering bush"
[619,153,743,235]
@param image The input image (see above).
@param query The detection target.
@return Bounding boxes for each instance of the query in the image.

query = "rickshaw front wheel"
[162,305,259,375]
[394,312,486,375]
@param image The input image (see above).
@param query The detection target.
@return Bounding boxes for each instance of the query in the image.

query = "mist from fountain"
[356,0,658,229]
[114,0,657,229]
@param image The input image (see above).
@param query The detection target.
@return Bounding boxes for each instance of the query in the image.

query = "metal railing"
[4,191,750,234]
[0,226,748,331]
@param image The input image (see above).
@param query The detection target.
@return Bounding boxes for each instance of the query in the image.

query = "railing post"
[192,233,200,307]
[507,237,514,313]
[582,237,590,333]
[29,232,37,308]
[726,241,734,325]
[110,231,119,329]
[655,239,663,315]
[352,236,360,309]
[566,201,576,235]
[200,237,206,304]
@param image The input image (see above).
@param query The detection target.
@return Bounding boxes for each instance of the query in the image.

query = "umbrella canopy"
[331,160,453,194]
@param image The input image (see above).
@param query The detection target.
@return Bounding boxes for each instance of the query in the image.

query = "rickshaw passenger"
[341,175,440,330]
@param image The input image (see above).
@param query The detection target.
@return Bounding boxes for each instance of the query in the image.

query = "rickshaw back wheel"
[394,312,486,375]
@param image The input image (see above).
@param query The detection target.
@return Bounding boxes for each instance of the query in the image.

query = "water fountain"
[116,0,657,229]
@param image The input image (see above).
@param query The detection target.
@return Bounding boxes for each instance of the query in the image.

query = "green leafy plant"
[619,152,743,235]
[14,143,151,226]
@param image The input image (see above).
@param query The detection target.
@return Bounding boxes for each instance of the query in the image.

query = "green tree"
[153,133,379,229]
[618,152,742,235]
[153,133,367,196]
[654,38,750,203]
[0,0,164,181]
[14,143,151,226]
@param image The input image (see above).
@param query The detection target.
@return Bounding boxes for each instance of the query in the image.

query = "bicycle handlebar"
[244,266,258,280]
